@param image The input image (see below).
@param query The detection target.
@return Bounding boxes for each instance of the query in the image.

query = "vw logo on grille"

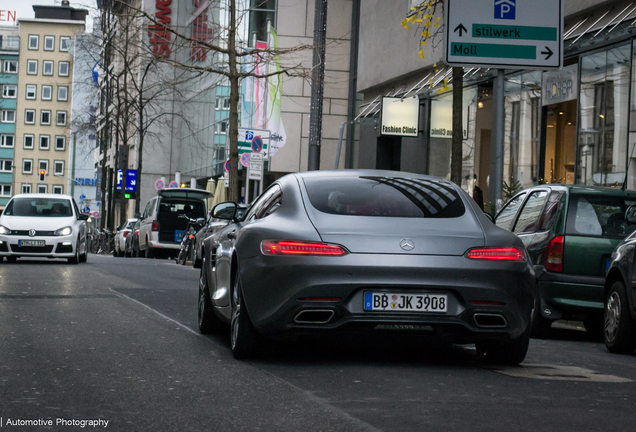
[400,238,415,251]
[29,229,37,237]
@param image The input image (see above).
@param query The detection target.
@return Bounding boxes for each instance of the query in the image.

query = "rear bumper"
[537,270,605,319]
[238,253,535,343]
[148,240,179,250]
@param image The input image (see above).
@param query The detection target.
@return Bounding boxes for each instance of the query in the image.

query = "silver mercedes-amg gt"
[198,170,535,364]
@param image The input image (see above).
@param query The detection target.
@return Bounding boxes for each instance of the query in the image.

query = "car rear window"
[3,197,73,217]
[303,176,466,218]
[566,194,636,238]
[158,199,205,218]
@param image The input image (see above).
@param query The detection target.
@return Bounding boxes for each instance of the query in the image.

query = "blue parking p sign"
[494,0,515,20]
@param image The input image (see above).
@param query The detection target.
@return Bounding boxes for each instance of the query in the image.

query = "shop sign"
[380,97,419,137]
[191,0,214,61]
[0,10,16,22]
[542,64,578,106]
[148,0,172,57]
[429,98,468,139]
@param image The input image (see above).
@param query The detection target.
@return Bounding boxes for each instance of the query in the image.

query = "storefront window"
[504,71,542,190]
[578,44,630,187]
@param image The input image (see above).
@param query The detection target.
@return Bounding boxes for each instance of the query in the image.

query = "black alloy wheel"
[604,280,636,354]
[230,272,260,359]
[198,256,224,334]
[475,324,530,365]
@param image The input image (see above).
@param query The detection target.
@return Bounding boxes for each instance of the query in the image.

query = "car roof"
[157,188,213,200]
[10,194,74,200]
[295,169,450,182]
[525,184,636,197]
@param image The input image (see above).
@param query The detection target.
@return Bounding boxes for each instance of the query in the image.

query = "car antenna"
[622,142,636,190]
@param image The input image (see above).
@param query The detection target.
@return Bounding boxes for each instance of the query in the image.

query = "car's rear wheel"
[230,272,261,359]
[476,325,530,365]
[145,238,155,259]
[198,258,224,334]
[604,281,636,354]
[530,296,552,338]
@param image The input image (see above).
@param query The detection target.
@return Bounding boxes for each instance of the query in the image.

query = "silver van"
[138,188,213,258]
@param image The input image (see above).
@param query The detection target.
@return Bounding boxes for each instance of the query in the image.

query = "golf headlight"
[55,226,72,236]
[0,225,9,235]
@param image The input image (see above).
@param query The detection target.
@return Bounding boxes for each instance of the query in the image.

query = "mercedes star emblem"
[29,229,37,237]
[400,238,415,251]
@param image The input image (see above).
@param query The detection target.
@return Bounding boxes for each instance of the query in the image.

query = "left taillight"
[123,231,130,238]
[152,221,159,232]
[261,240,348,256]
[464,247,526,262]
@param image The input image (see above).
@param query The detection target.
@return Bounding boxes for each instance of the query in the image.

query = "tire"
[476,324,531,365]
[112,244,119,257]
[79,240,87,263]
[193,247,202,268]
[0,256,3,263]
[138,247,145,258]
[68,240,79,264]
[604,280,636,354]
[584,314,605,341]
[230,272,261,359]
[198,258,224,334]
[6,257,17,263]
[145,238,155,259]
[530,296,552,338]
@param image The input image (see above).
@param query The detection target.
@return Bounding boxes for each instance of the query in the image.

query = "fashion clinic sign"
[380,97,419,137]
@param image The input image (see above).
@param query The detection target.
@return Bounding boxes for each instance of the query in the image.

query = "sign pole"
[489,69,505,211]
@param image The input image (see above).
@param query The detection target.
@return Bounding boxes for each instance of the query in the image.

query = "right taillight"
[152,221,159,232]
[545,235,564,272]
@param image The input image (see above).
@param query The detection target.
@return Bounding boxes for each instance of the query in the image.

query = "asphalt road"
[1,254,636,431]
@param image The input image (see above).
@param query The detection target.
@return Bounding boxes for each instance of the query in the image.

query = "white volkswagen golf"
[0,194,89,264]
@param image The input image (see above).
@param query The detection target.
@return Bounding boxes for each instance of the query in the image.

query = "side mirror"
[78,214,89,221]
[484,212,495,224]
[626,205,636,224]
[212,202,238,220]
[134,212,141,219]
[196,217,206,225]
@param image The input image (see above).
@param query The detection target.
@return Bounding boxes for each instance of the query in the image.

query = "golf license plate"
[364,292,447,313]
[175,230,185,242]
[18,240,46,247]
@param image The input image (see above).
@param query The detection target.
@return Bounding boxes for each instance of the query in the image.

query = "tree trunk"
[451,67,463,186]
[135,88,144,214]
[227,0,239,203]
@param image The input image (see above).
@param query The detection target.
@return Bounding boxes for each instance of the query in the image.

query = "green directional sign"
[444,0,563,69]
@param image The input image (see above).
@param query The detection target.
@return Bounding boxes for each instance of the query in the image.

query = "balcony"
[0,36,19,51]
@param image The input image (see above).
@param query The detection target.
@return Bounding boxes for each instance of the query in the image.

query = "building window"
[215,96,221,110]
[26,84,36,99]
[24,135,34,149]
[28,35,39,50]
[40,135,50,150]
[3,85,17,98]
[54,160,64,176]
[55,136,66,151]
[43,61,53,76]
[41,110,51,125]
[27,60,37,75]
[53,185,63,194]
[1,134,14,147]
[23,159,33,174]
[2,110,15,123]
[4,60,17,73]
[22,184,32,194]
[56,111,67,126]
[223,97,230,110]
[25,110,35,124]
[60,37,70,51]
[0,159,13,172]
[39,160,48,176]
[44,36,54,51]
[0,184,11,197]
[59,61,69,77]
[37,185,47,194]
[42,85,52,100]
[57,86,68,101]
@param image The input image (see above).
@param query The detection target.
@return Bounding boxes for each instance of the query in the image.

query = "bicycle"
[176,215,204,265]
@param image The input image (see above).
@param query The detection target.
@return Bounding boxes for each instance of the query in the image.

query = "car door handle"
[227,231,236,239]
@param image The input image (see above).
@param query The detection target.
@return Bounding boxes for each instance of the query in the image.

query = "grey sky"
[5,0,97,30]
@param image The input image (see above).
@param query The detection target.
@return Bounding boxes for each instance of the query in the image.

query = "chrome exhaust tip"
[294,310,335,324]
[473,313,507,328]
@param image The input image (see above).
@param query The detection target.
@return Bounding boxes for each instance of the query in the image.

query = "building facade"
[0,25,19,208]
[13,5,87,199]
[355,0,636,206]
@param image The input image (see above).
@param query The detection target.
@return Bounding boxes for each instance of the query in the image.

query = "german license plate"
[18,240,46,247]
[175,230,185,242]
[364,292,447,313]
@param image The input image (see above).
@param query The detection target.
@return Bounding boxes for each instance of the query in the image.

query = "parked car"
[138,189,213,258]
[603,205,636,354]
[124,218,143,257]
[198,170,535,364]
[495,184,636,337]
[113,218,138,257]
[0,194,88,264]
[192,204,248,268]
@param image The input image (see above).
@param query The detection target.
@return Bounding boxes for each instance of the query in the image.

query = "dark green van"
[495,185,636,336]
